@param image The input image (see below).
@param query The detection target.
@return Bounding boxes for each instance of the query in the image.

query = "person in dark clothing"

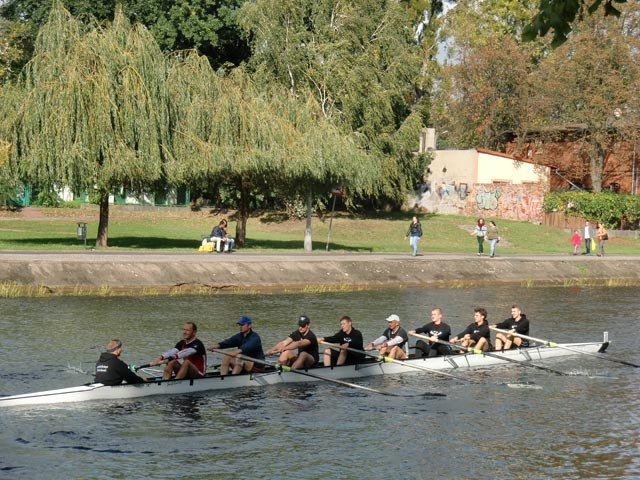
[208,316,265,375]
[94,340,146,386]
[319,315,365,366]
[266,315,318,369]
[404,216,423,256]
[450,308,491,352]
[210,219,234,252]
[492,305,530,350]
[408,308,452,357]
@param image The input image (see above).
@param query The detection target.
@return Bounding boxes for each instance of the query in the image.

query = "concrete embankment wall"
[1,252,639,296]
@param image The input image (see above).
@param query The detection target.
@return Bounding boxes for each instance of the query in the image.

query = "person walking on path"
[404,216,423,257]
[596,222,608,257]
[486,221,500,258]
[570,230,581,255]
[471,218,487,255]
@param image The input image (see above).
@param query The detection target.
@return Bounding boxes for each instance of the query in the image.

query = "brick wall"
[464,183,546,223]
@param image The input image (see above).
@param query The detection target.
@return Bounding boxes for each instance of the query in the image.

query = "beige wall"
[427,150,476,187]
[476,151,548,184]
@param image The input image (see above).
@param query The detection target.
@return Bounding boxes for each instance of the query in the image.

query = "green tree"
[238,0,426,203]
[524,0,628,47]
[6,3,170,246]
[525,7,640,192]
[0,0,249,70]
[166,54,379,248]
[431,35,533,150]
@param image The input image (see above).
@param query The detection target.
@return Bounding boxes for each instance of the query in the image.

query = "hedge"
[543,192,640,229]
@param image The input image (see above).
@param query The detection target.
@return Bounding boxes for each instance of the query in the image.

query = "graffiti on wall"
[468,185,544,223]
[475,190,501,210]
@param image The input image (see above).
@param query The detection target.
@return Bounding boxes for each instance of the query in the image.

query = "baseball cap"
[237,316,252,325]
[386,314,400,323]
[298,315,310,326]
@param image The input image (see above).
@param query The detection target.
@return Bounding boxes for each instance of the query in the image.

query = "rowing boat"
[0,335,609,407]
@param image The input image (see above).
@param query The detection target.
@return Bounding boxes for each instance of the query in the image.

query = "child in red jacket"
[570,230,581,255]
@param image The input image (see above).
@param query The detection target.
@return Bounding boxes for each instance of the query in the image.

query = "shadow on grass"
[258,211,439,224]
[9,236,373,252]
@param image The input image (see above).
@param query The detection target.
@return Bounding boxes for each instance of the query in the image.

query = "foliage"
[33,188,61,207]
[523,0,628,47]
[543,191,640,229]
[524,6,640,192]
[165,53,379,245]
[431,35,533,150]
[238,0,424,204]
[0,0,249,69]
[0,20,31,82]
[6,2,170,246]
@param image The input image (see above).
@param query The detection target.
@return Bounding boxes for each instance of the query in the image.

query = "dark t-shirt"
[496,315,530,336]
[174,338,207,374]
[496,314,530,346]
[457,320,490,343]
[289,329,319,363]
[415,322,451,342]
[324,328,365,362]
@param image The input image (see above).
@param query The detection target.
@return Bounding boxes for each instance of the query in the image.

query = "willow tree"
[7,3,169,246]
[166,53,379,248]
[238,0,426,207]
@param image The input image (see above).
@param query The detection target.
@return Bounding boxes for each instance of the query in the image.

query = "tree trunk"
[95,192,109,247]
[589,142,605,192]
[304,189,313,252]
[236,181,249,247]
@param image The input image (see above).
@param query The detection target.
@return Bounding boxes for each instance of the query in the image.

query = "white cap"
[386,314,400,323]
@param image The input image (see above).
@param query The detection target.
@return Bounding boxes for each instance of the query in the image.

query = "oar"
[211,349,443,398]
[490,327,640,368]
[131,363,151,372]
[409,333,570,376]
[319,341,472,382]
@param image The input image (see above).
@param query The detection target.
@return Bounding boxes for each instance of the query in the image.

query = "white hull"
[0,340,608,407]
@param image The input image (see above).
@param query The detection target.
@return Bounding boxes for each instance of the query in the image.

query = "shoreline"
[1,251,639,296]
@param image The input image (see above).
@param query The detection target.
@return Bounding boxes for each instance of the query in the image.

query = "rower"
[94,339,147,386]
[265,315,318,369]
[207,316,265,375]
[318,315,365,366]
[450,308,491,352]
[150,322,207,380]
[408,307,452,358]
[491,305,530,350]
[365,314,408,360]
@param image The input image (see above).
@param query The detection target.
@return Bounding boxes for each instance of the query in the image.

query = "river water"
[0,286,638,480]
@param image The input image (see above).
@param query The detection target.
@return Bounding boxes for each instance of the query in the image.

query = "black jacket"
[94,352,145,386]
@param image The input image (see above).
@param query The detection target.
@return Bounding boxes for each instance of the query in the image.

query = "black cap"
[298,315,310,326]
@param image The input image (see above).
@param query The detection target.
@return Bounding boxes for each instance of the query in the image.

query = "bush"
[33,189,60,207]
[543,191,640,229]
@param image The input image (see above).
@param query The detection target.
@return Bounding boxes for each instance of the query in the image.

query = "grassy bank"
[0,207,639,254]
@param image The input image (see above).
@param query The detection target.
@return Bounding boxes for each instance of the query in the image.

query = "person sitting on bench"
[210,219,235,252]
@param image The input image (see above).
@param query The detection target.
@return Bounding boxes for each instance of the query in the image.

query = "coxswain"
[150,322,207,380]
[94,339,146,386]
